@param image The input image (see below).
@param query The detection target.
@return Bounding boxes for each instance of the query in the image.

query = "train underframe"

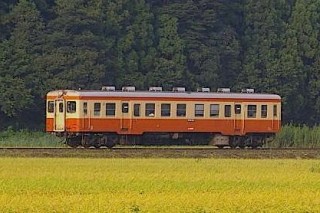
[61,132,275,149]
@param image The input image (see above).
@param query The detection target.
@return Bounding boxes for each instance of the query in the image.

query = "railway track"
[0,147,319,159]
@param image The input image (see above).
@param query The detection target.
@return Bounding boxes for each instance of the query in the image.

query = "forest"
[0,0,320,130]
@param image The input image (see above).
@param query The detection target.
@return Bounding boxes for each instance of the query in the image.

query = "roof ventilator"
[122,86,136,92]
[217,88,231,93]
[197,87,210,92]
[241,88,255,93]
[101,86,116,91]
[173,87,186,92]
[149,87,163,92]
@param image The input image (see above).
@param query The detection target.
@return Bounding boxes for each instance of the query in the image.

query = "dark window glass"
[83,102,87,115]
[122,103,129,113]
[261,105,268,118]
[145,103,155,117]
[247,105,257,118]
[134,104,140,117]
[94,103,101,116]
[67,101,76,113]
[106,103,116,116]
[47,101,54,113]
[224,105,231,117]
[195,104,204,117]
[59,103,64,113]
[210,104,219,117]
[161,104,171,117]
[273,105,277,117]
[235,104,241,114]
[177,104,186,117]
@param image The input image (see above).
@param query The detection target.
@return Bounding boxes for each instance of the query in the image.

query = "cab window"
[47,101,54,113]
[67,101,76,113]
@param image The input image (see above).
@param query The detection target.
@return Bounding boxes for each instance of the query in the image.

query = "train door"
[234,103,244,135]
[54,99,65,131]
[121,101,131,131]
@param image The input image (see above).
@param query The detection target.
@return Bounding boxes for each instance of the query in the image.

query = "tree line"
[0,0,320,129]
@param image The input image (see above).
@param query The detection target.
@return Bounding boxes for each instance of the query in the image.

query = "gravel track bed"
[0,147,319,159]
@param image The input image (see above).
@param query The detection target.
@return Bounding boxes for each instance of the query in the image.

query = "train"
[46,86,281,148]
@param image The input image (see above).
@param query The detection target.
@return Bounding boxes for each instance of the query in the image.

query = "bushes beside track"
[0,125,320,148]
[0,129,64,147]
[272,124,320,148]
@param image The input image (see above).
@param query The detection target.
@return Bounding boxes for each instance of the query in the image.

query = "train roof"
[47,90,281,101]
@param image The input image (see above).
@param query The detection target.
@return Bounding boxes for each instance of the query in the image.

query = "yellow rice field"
[0,158,320,212]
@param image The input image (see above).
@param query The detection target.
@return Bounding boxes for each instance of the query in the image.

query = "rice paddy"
[0,158,320,212]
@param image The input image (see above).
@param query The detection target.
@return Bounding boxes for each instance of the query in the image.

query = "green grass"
[0,158,320,212]
[1,124,320,148]
[0,129,64,147]
[272,124,320,148]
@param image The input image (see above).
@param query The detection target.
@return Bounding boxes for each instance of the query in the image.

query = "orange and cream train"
[46,87,281,148]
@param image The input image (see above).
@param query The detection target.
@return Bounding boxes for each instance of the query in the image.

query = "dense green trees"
[1,0,320,129]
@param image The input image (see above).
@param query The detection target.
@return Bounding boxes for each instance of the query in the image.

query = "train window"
[145,103,155,117]
[235,104,241,114]
[210,104,219,117]
[47,101,54,113]
[261,105,268,118]
[247,105,257,118]
[94,103,101,116]
[195,104,204,117]
[106,103,116,116]
[224,105,231,117]
[273,105,277,117]
[59,103,64,113]
[122,103,129,113]
[67,101,76,113]
[83,102,88,115]
[177,104,186,117]
[161,104,171,117]
[134,104,140,117]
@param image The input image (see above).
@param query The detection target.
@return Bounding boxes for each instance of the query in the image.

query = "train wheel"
[217,145,225,149]
[106,135,118,149]
[66,138,80,148]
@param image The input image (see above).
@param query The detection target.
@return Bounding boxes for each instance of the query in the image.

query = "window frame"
[134,104,140,117]
[145,103,155,117]
[47,101,54,113]
[83,102,88,115]
[195,104,204,117]
[247,105,257,118]
[176,104,186,117]
[224,105,231,117]
[161,104,171,117]
[261,105,268,118]
[106,103,116,116]
[210,104,219,117]
[67,101,76,113]
[94,103,101,116]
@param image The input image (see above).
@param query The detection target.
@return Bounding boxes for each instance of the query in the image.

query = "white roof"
[47,90,281,100]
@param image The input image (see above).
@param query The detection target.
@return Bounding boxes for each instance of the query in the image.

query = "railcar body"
[46,88,281,148]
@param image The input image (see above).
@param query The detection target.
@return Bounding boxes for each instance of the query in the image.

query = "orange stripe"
[46,118,280,136]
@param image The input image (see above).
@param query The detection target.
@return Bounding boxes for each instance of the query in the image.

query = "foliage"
[0,0,320,127]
